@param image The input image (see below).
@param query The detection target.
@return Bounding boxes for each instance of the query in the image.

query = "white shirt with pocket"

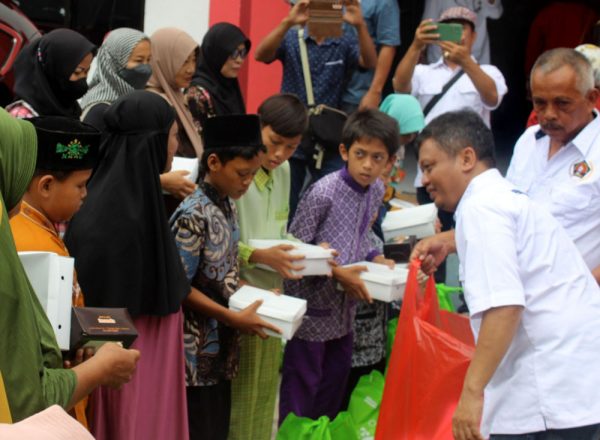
[411,57,508,187]
[455,169,600,437]
[506,114,600,271]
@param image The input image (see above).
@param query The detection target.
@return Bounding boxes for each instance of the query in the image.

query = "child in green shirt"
[230,94,308,440]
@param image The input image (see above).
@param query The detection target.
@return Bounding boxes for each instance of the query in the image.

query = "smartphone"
[427,22,463,43]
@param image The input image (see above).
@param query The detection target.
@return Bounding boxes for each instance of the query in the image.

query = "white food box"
[248,239,335,276]
[382,203,438,242]
[228,285,307,340]
[18,252,74,350]
[343,261,409,303]
[171,157,199,182]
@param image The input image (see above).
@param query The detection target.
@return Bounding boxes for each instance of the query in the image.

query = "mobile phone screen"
[427,23,463,42]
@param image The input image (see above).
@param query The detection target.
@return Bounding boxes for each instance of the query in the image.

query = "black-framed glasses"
[230,47,248,60]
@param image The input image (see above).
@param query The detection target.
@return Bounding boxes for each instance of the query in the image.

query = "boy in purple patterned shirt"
[280,109,398,422]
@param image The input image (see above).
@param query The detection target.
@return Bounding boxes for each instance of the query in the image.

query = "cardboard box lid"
[382,203,438,232]
[229,285,307,322]
[344,261,409,286]
[248,239,335,259]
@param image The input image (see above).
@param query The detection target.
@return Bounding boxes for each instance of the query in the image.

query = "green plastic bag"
[277,414,331,440]
[347,370,385,439]
[436,283,463,312]
[329,412,360,440]
[386,317,398,363]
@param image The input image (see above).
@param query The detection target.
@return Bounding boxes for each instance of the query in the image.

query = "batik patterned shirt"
[284,168,384,341]
[170,182,240,386]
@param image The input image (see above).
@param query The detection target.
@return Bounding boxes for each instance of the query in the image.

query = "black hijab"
[13,28,96,117]
[65,90,190,317]
[191,22,250,116]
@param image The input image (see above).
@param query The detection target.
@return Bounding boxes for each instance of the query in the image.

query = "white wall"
[143,0,211,45]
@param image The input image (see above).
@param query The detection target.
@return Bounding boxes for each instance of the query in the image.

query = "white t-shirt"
[411,58,507,187]
[506,114,600,271]
[455,169,600,437]
[422,0,503,65]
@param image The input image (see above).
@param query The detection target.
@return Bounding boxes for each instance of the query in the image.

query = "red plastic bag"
[376,260,475,440]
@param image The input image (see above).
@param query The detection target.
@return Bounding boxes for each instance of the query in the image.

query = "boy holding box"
[230,94,308,440]
[280,109,398,421]
[170,114,280,440]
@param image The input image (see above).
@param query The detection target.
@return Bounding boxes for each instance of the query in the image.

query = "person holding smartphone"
[392,6,507,282]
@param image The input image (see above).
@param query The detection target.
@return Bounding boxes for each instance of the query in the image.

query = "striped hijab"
[80,28,148,113]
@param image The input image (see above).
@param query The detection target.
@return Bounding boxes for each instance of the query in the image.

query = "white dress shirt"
[412,58,508,187]
[455,169,600,437]
[506,114,600,271]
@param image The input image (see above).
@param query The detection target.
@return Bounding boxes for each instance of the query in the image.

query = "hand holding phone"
[426,22,463,43]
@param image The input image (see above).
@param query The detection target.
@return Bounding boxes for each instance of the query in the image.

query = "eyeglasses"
[230,47,248,60]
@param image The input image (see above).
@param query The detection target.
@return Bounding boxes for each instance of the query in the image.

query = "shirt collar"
[200,181,233,219]
[534,110,599,157]
[433,55,478,70]
[455,168,503,218]
[19,200,58,237]
[254,167,273,192]
[340,167,369,194]
[302,26,341,46]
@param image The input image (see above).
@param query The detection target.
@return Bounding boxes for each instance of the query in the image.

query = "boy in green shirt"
[230,94,308,440]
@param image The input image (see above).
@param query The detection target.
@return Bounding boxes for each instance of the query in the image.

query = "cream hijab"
[147,27,203,157]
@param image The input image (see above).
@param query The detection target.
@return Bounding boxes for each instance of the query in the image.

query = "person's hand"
[343,0,365,28]
[63,347,95,369]
[359,89,382,110]
[160,170,197,199]
[410,235,450,275]
[434,217,443,234]
[94,343,140,389]
[412,19,441,52]
[372,254,395,269]
[452,388,485,440]
[252,245,306,280]
[438,41,471,66]
[334,265,372,303]
[286,0,310,26]
[228,300,282,339]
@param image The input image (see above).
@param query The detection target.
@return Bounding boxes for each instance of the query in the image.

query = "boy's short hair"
[32,169,71,182]
[416,110,496,168]
[200,144,266,176]
[342,109,399,157]
[258,93,308,138]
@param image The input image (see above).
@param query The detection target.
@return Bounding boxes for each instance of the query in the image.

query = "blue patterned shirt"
[170,182,240,386]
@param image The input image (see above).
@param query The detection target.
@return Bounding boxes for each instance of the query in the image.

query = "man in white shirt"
[506,48,600,283]
[414,110,600,440]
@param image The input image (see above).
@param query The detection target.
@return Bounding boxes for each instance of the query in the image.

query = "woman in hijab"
[146,27,203,159]
[80,28,153,131]
[65,90,191,440]
[0,108,138,423]
[7,28,96,119]
[186,22,250,125]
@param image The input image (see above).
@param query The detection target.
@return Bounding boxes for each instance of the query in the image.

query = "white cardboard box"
[18,252,74,350]
[229,285,307,340]
[248,239,335,276]
[343,261,409,303]
[382,203,438,242]
[171,157,199,183]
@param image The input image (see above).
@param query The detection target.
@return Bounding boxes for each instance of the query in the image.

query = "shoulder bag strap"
[298,28,316,108]
[422,70,465,117]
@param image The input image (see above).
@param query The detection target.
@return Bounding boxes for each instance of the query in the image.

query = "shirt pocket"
[456,80,483,111]
[549,183,597,229]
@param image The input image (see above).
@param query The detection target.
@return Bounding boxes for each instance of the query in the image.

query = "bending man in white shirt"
[506,48,600,283]
[413,110,600,440]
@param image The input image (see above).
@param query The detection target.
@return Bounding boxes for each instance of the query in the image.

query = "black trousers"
[187,381,231,440]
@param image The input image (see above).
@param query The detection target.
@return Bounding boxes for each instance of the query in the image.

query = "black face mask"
[58,77,89,104]
[120,64,153,90]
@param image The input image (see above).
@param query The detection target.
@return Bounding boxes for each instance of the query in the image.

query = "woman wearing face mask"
[80,28,153,131]
[7,28,96,119]
[186,22,250,126]
[146,27,203,159]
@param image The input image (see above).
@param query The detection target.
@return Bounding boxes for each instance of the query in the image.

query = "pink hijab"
[147,27,203,157]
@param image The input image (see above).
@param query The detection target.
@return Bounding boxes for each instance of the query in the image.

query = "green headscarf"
[0,108,76,422]
[379,94,425,135]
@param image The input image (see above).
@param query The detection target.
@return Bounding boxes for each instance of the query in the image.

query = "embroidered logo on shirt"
[571,160,591,179]
[56,139,89,160]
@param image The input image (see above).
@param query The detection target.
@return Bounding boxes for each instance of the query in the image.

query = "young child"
[280,109,398,421]
[9,117,101,428]
[170,114,280,440]
[10,116,100,309]
[230,94,308,440]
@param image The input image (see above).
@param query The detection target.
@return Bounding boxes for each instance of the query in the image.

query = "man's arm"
[392,19,439,93]
[592,265,600,285]
[254,0,309,63]
[453,305,523,440]
[410,230,456,274]
[343,0,377,69]
[360,45,396,109]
